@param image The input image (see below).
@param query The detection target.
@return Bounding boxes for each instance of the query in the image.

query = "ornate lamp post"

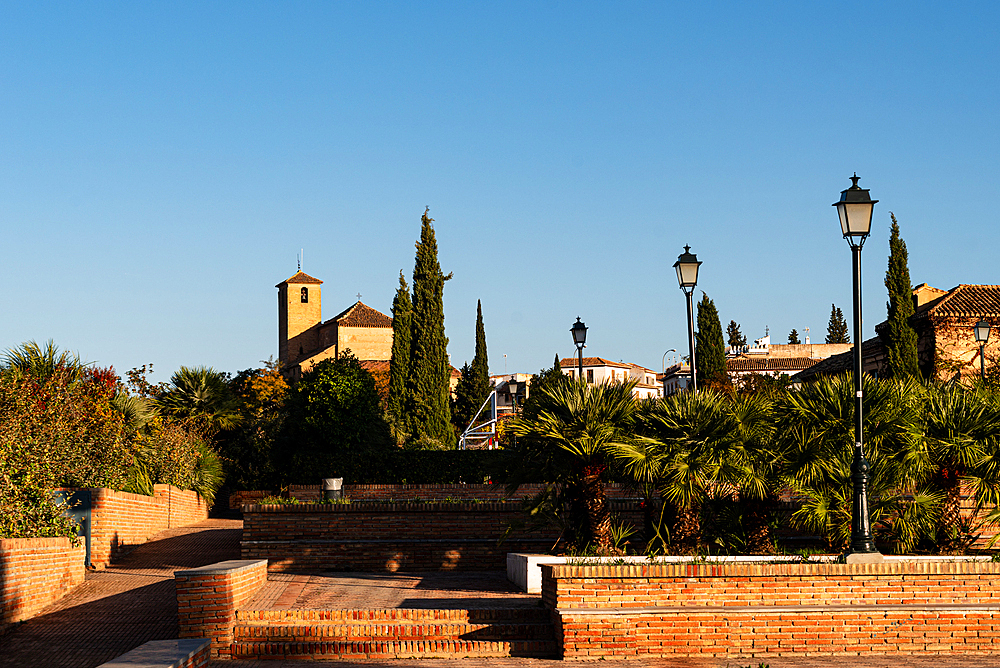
[571,317,588,380]
[975,320,992,378]
[833,174,881,561]
[673,246,701,392]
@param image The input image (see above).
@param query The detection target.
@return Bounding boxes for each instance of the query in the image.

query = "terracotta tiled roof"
[559,357,632,369]
[728,357,817,373]
[331,302,393,328]
[790,337,883,382]
[275,271,323,287]
[920,285,1000,319]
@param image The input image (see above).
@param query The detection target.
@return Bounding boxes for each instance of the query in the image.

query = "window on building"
[587,369,594,383]
[301,287,309,303]
[567,370,574,378]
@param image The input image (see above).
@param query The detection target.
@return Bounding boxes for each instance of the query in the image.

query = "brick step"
[234,620,555,642]
[231,639,559,659]
[236,607,550,624]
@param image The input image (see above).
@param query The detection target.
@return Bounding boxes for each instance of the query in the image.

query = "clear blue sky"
[2,1,998,382]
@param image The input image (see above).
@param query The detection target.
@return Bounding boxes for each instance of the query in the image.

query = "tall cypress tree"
[451,300,491,432]
[471,300,490,402]
[406,209,454,448]
[788,329,800,344]
[884,212,920,378]
[388,271,411,430]
[826,304,850,344]
[696,293,728,384]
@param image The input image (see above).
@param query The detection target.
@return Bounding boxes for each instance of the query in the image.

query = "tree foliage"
[696,294,728,385]
[452,300,491,433]
[788,329,800,344]
[726,320,747,348]
[884,213,920,379]
[825,304,850,344]
[388,270,411,432]
[405,209,455,448]
[278,352,393,479]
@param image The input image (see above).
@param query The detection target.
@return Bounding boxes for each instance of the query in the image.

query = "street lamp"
[508,379,520,411]
[975,320,992,378]
[673,246,701,392]
[833,173,881,562]
[571,317,588,380]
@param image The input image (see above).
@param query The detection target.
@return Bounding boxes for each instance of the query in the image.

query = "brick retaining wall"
[543,561,1000,658]
[90,485,209,568]
[0,537,86,634]
[241,501,643,572]
[231,483,642,508]
[176,559,268,659]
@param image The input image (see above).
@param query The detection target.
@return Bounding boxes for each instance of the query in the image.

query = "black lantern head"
[975,320,992,344]
[571,317,588,349]
[673,245,701,291]
[833,173,878,240]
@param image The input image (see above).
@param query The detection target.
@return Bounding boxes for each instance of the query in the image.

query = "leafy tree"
[726,320,747,349]
[884,213,920,379]
[406,209,455,448]
[696,294,728,385]
[788,329,800,344]
[158,366,241,434]
[510,378,639,552]
[825,304,850,344]
[388,271,411,431]
[217,359,289,490]
[278,351,393,480]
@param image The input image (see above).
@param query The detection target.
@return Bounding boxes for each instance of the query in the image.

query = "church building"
[276,270,394,381]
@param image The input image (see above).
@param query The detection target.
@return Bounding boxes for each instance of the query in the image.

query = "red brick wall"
[544,561,1000,658]
[231,483,641,508]
[176,559,268,659]
[0,537,86,632]
[90,484,208,568]
[241,501,643,572]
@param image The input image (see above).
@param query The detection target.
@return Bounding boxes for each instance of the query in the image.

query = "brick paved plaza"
[0,518,241,668]
[3,518,1000,667]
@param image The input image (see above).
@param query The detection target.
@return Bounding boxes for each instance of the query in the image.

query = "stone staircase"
[231,607,558,660]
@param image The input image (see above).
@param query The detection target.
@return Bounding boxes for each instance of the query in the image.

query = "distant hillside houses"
[793,283,1000,383]
[725,334,852,381]
[559,357,662,399]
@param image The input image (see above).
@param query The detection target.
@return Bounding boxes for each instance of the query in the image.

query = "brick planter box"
[543,560,1000,659]
[175,560,268,659]
[241,501,642,572]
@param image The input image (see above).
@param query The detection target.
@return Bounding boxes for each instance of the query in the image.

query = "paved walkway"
[5,519,1000,668]
[0,518,241,668]
[247,572,540,611]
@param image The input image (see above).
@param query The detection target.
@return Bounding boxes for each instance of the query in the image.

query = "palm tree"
[509,377,639,551]
[1,340,87,384]
[777,374,941,553]
[158,366,241,433]
[621,389,779,553]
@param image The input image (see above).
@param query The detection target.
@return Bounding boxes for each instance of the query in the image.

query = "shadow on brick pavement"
[212,657,1000,668]
[0,518,241,668]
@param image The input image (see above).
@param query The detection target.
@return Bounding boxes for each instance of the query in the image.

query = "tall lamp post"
[833,173,881,561]
[571,317,588,380]
[975,321,992,378]
[673,246,701,392]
